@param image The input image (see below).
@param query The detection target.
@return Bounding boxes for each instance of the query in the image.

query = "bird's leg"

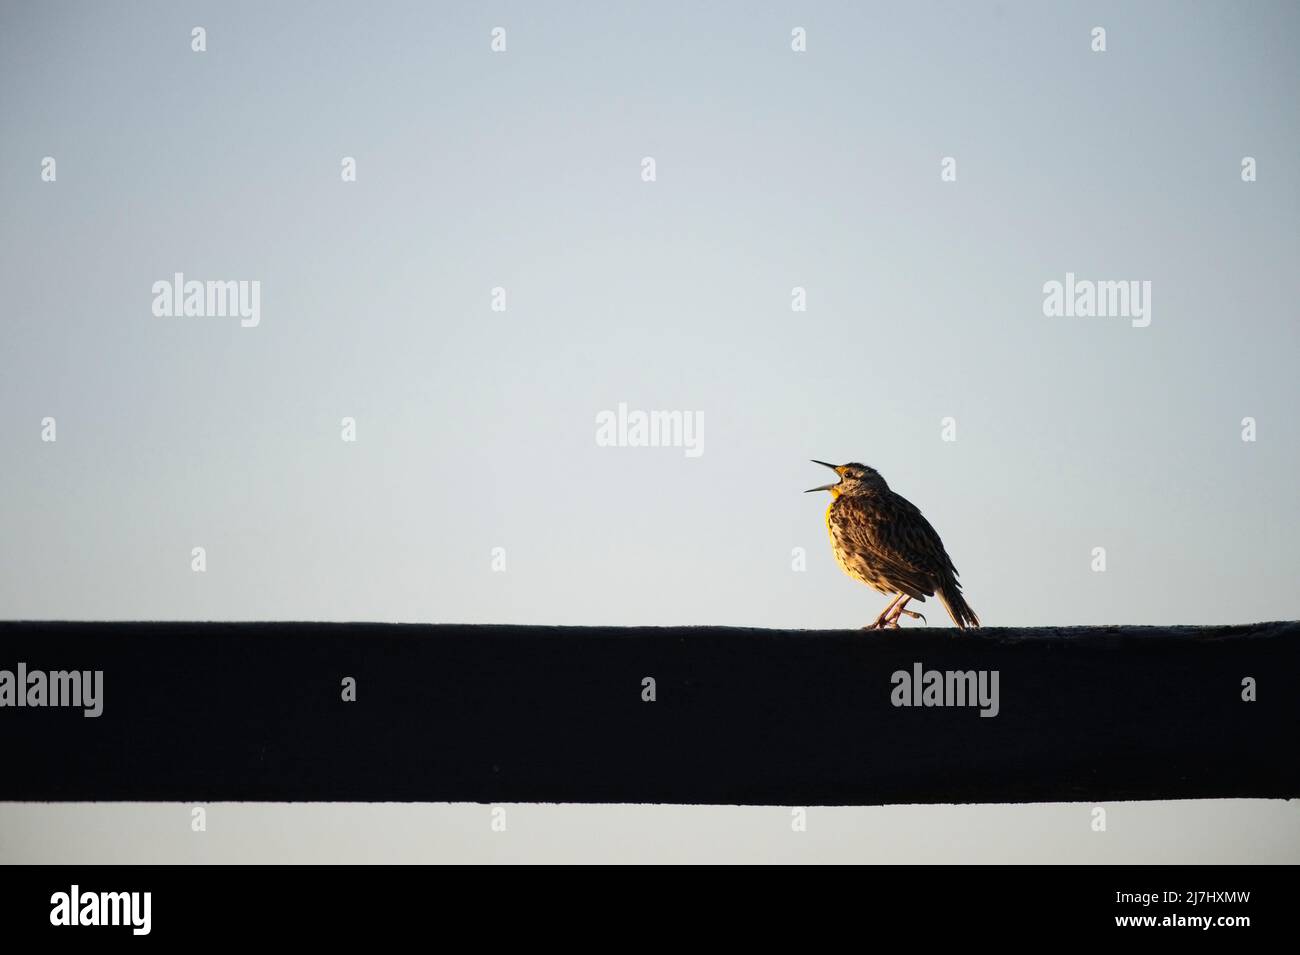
[885,596,927,628]
[866,593,904,629]
[883,597,909,628]
[897,606,927,625]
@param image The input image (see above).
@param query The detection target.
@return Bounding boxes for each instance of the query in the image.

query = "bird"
[806,460,980,630]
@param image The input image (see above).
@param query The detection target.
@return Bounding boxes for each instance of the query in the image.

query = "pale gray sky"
[1,1,1296,863]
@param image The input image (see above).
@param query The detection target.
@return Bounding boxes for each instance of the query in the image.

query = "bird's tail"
[937,580,980,630]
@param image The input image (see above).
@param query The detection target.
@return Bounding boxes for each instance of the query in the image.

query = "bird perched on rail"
[806,460,980,630]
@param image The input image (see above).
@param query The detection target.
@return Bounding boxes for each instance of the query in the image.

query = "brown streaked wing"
[831,495,936,600]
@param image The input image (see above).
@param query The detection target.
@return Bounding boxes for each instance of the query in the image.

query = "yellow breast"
[824,489,842,536]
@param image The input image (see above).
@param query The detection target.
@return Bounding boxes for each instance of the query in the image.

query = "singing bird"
[807,460,980,630]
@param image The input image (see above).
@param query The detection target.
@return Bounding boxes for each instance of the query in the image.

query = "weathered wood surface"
[1,621,1295,804]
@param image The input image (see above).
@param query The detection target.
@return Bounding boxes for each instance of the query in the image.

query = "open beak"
[805,459,841,493]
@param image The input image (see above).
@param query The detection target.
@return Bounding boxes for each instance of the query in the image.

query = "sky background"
[1,1,1296,863]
